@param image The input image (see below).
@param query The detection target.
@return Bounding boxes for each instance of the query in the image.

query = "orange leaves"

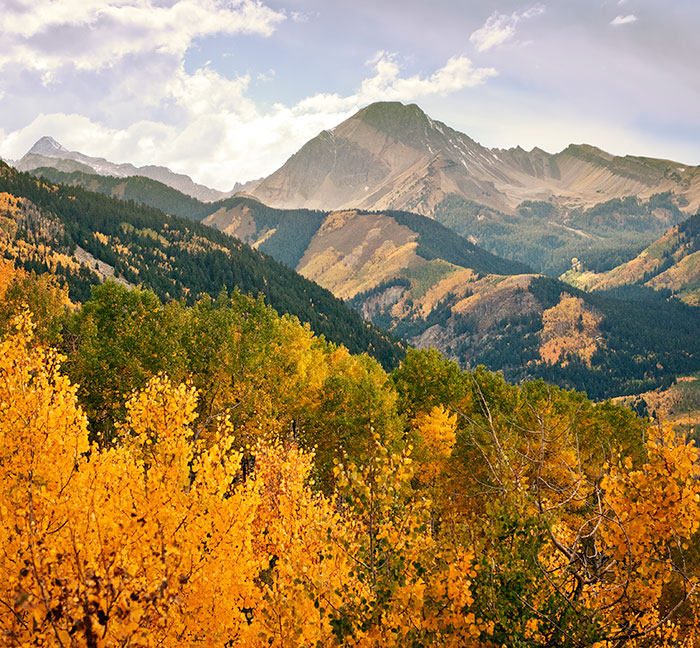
[539,295,603,367]
[0,322,261,646]
[0,259,14,299]
[585,427,700,643]
[0,318,378,646]
[121,375,198,489]
[602,426,700,563]
[0,310,89,495]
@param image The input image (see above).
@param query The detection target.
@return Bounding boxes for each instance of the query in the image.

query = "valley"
[6,137,700,399]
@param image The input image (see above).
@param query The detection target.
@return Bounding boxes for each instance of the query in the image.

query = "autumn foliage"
[2,264,700,646]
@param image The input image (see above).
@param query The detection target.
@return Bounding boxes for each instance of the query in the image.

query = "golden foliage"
[540,294,603,366]
[4,308,700,646]
[413,405,457,483]
[0,315,490,647]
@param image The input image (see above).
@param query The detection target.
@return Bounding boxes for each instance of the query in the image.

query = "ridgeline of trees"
[31,166,215,220]
[0,161,404,369]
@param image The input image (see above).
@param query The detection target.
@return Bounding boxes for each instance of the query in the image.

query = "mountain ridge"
[0,160,404,368]
[195,191,700,399]
[7,161,700,397]
[15,136,233,202]
[563,209,700,305]
[250,101,700,217]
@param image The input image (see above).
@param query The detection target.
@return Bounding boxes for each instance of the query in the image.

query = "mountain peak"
[28,136,69,157]
[352,101,430,134]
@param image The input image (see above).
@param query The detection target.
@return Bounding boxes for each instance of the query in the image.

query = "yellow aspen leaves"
[4,303,700,647]
[1,316,491,647]
[413,404,457,483]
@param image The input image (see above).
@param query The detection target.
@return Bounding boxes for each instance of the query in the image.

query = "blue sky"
[1,0,698,189]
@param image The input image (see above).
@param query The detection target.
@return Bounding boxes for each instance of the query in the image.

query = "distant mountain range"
[13,136,260,202]
[26,163,700,398]
[17,103,700,274]
[13,102,700,398]
[251,102,700,216]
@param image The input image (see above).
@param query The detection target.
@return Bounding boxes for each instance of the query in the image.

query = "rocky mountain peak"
[28,136,69,157]
[353,101,429,132]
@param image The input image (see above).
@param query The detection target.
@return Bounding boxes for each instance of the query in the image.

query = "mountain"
[432,191,689,275]
[0,161,403,369]
[563,210,700,305]
[613,372,700,436]
[249,102,700,274]
[14,136,231,202]
[30,167,215,221]
[18,107,700,276]
[24,166,529,284]
[201,196,528,293]
[252,102,700,215]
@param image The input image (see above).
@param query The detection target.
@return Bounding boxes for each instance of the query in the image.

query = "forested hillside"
[433,192,688,275]
[0,161,403,368]
[564,209,700,305]
[33,165,684,279]
[2,259,700,647]
[32,166,214,220]
[353,269,700,399]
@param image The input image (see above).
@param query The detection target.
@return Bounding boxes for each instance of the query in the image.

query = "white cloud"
[0,0,499,190]
[470,5,545,53]
[294,53,495,115]
[362,53,496,99]
[166,66,257,118]
[521,5,546,20]
[257,69,276,82]
[0,0,285,74]
[0,52,497,189]
[611,14,638,26]
[470,14,517,52]
[289,10,315,23]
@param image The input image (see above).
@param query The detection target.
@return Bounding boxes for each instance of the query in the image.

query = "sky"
[0,0,698,190]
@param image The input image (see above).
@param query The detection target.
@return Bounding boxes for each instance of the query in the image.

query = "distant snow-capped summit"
[15,137,230,202]
[28,136,69,157]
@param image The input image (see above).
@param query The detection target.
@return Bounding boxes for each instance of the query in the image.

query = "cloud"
[611,14,638,26]
[0,0,285,74]
[294,52,496,115]
[289,10,315,23]
[0,52,497,189]
[358,52,495,102]
[257,69,276,83]
[0,0,499,190]
[470,5,545,53]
